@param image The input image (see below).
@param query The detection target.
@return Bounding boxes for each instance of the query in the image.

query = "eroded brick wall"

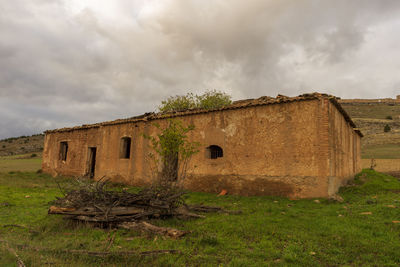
[43,99,361,198]
[327,101,362,194]
[42,128,101,177]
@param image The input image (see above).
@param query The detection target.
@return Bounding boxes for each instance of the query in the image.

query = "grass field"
[0,153,42,172]
[1,170,400,266]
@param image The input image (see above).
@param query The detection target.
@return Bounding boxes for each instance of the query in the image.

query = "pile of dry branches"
[49,179,237,238]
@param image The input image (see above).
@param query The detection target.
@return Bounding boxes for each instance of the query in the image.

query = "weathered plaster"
[42,95,362,198]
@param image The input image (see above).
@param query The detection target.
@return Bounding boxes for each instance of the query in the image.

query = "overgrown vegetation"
[1,170,400,266]
[158,90,232,112]
[144,119,200,185]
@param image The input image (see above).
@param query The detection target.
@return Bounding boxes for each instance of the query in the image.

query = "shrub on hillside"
[384,124,391,132]
[386,115,393,120]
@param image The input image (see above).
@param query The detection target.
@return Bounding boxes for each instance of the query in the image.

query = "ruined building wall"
[42,98,361,198]
[81,100,329,198]
[42,128,101,177]
[180,100,329,198]
[326,100,362,195]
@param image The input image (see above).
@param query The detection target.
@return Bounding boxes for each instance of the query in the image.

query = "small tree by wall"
[384,124,391,132]
[144,119,200,187]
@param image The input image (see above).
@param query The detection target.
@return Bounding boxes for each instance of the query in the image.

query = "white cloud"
[0,0,400,138]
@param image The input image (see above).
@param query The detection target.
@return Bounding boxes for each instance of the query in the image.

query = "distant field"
[341,102,400,160]
[341,102,400,120]
[362,143,400,159]
[362,158,400,173]
[0,153,42,172]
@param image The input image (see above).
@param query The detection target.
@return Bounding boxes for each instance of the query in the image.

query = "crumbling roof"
[45,92,362,137]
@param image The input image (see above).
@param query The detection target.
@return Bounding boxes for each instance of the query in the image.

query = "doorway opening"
[88,147,97,178]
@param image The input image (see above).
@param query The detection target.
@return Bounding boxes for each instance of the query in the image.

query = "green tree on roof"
[158,90,232,112]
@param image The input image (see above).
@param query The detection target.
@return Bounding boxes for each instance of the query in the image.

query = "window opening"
[120,137,131,159]
[59,141,68,161]
[207,145,223,159]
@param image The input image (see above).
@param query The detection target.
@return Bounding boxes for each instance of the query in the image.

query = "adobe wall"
[326,100,362,195]
[42,127,101,177]
[178,99,329,198]
[42,99,359,198]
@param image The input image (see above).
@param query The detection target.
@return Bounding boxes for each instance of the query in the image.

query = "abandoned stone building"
[42,93,362,199]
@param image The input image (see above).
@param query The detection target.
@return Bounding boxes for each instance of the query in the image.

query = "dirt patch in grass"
[185,174,295,196]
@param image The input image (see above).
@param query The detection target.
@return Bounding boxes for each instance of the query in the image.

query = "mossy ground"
[0,170,400,266]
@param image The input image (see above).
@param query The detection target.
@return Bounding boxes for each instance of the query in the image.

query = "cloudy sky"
[1,0,400,139]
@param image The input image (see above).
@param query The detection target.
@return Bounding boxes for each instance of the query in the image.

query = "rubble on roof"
[45,92,361,136]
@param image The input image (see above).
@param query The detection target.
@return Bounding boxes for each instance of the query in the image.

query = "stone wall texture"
[42,97,362,199]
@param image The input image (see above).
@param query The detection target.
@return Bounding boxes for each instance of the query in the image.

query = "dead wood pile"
[48,179,238,238]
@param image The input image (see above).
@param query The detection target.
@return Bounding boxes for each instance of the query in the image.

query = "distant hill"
[340,100,400,159]
[0,134,44,156]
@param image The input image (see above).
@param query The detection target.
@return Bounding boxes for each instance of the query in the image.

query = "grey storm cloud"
[0,0,400,138]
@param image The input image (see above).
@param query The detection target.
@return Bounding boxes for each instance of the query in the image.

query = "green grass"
[1,170,400,266]
[362,143,400,159]
[0,154,42,172]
